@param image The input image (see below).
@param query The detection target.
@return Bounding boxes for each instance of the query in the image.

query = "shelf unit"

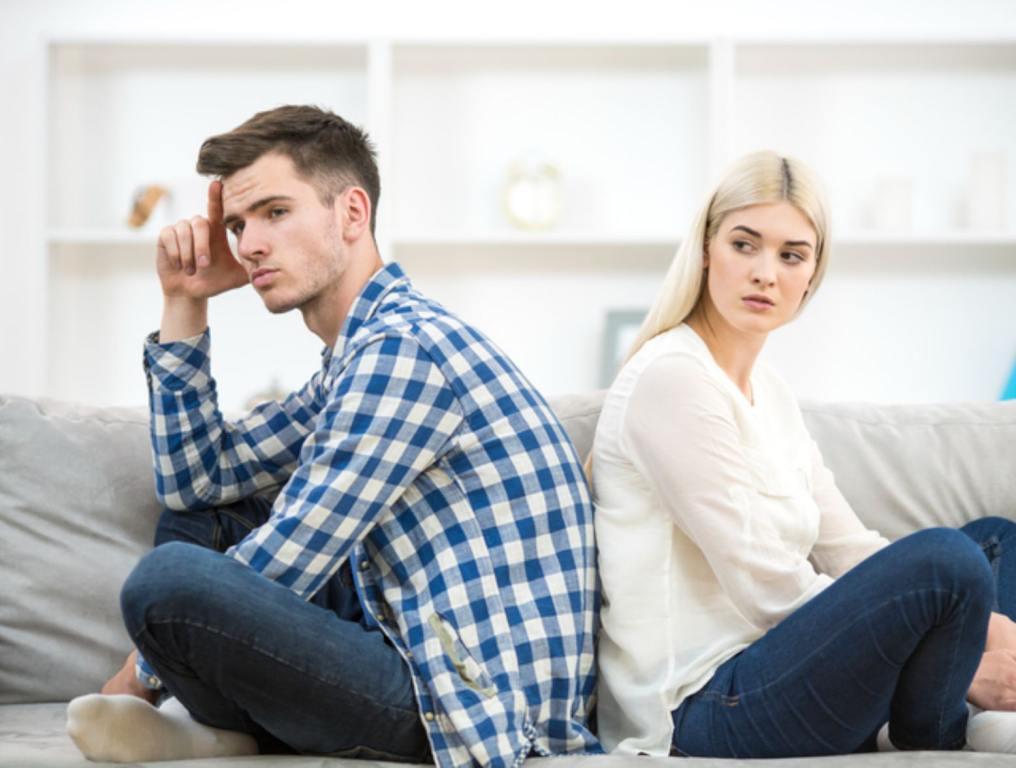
[42,37,1016,409]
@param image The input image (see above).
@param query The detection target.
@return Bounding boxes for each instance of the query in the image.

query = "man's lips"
[251,268,278,288]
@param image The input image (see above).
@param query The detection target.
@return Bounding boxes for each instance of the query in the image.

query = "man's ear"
[338,187,371,241]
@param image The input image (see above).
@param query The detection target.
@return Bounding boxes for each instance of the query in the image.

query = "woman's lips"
[742,297,774,311]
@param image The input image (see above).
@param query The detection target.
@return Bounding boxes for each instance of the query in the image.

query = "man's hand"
[969,649,1016,711]
[156,180,248,301]
[100,649,160,705]
[156,180,249,342]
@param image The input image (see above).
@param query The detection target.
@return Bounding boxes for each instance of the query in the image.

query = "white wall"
[2,0,1015,409]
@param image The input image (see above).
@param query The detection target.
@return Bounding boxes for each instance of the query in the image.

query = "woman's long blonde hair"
[623,149,831,368]
[585,150,831,482]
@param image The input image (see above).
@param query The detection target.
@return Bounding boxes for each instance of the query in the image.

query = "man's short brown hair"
[197,105,380,236]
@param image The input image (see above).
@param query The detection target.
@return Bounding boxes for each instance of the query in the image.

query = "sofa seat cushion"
[3,703,1016,767]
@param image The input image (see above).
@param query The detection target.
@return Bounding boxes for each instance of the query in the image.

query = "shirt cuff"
[143,328,213,392]
[134,653,164,691]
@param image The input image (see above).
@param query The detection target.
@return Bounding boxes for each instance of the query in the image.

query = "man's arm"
[226,334,464,600]
[145,179,320,509]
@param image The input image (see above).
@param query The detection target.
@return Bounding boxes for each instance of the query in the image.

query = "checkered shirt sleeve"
[226,334,465,598]
[146,329,322,509]
[146,328,465,600]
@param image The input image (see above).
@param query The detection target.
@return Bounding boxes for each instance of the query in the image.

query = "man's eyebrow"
[222,195,294,226]
[731,224,813,250]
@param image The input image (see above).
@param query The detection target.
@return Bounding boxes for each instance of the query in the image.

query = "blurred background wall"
[1,0,1014,411]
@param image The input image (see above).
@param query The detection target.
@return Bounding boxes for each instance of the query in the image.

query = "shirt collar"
[320,261,410,365]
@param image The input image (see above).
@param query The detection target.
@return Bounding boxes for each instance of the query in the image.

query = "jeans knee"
[121,541,209,636]
[904,528,994,608]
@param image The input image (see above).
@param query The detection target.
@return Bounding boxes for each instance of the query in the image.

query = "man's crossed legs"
[68,497,431,763]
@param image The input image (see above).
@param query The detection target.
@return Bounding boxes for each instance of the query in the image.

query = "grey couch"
[2,391,1015,767]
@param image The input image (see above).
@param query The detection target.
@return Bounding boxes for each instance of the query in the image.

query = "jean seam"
[132,616,421,718]
[730,587,957,702]
[934,587,968,747]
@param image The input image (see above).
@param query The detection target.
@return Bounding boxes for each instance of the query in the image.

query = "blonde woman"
[591,150,1016,757]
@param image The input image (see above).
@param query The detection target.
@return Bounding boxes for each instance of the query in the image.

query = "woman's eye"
[231,222,244,236]
[782,251,803,263]
[733,240,752,252]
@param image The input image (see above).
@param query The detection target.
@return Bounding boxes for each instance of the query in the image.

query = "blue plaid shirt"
[141,263,601,767]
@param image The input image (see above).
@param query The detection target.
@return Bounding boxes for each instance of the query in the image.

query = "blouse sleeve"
[807,438,890,578]
[621,353,833,630]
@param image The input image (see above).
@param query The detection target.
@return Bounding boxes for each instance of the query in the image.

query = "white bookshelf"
[41,36,1016,410]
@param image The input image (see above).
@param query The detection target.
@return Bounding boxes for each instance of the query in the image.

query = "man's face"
[221,152,346,315]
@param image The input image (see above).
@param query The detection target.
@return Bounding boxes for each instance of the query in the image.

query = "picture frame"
[599,309,647,388]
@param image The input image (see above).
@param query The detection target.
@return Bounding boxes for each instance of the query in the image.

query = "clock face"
[503,162,563,230]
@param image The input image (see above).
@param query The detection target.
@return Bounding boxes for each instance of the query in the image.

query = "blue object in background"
[1004,358,1016,400]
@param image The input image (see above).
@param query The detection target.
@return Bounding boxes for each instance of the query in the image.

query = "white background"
[1,0,1015,412]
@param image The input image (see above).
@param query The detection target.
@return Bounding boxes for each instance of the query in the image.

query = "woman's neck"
[686,303,766,404]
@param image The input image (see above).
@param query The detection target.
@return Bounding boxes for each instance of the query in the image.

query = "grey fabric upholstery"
[1,392,1015,766]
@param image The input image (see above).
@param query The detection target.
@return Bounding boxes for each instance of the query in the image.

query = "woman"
[591,150,1016,757]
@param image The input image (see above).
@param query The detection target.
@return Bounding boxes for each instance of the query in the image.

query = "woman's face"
[701,201,818,338]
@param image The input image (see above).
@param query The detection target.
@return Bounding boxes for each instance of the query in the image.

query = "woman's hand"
[987,612,1016,653]
[969,649,1016,711]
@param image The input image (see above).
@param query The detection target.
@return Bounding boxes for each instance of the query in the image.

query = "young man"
[66,105,600,767]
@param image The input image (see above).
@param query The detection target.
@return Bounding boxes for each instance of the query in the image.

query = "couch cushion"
[0,396,158,704]
[801,400,1016,540]
[2,703,1013,767]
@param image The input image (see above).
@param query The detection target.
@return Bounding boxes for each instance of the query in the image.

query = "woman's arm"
[806,438,891,578]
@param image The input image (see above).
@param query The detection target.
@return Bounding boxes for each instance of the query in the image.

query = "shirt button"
[405,650,413,659]
[359,559,370,571]
[424,711,435,722]
[147,676,160,688]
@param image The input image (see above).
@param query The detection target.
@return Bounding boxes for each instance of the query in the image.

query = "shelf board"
[393,232,679,248]
[48,229,1016,250]
[48,229,157,246]
[836,232,1016,248]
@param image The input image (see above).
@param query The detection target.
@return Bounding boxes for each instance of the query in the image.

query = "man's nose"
[236,223,268,262]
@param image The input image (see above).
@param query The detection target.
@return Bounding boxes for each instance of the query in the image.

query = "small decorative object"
[127,184,169,228]
[967,150,1007,231]
[1002,357,1016,401]
[502,151,563,231]
[600,309,647,388]
[244,378,288,411]
[867,177,913,233]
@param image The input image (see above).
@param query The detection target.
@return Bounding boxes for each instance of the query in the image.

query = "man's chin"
[260,295,299,315]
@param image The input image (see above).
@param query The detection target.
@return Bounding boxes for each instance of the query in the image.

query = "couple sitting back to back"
[66,105,1016,766]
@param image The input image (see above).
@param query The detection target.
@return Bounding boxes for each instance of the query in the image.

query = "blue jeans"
[671,518,1016,758]
[120,497,431,762]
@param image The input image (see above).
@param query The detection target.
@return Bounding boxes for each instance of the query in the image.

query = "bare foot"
[100,649,159,704]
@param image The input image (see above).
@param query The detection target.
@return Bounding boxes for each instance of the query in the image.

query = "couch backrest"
[1,392,1014,703]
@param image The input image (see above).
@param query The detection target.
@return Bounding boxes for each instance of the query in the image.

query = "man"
[66,105,600,767]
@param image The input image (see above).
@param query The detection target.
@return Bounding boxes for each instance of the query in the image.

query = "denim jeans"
[671,518,1016,758]
[121,496,432,762]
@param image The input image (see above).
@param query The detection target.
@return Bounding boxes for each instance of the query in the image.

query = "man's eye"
[269,208,287,218]
[231,222,244,236]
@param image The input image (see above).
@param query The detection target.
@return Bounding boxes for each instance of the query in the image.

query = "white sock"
[966,704,1016,754]
[66,693,259,762]
[875,721,896,752]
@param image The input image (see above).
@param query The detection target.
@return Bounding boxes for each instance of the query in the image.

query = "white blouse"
[592,324,889,755]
